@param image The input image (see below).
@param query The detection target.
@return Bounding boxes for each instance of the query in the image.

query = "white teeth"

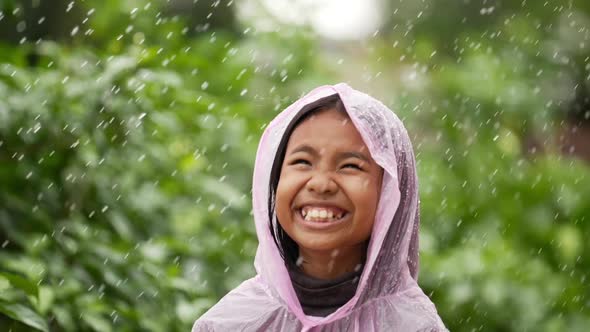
[300,207,344,222]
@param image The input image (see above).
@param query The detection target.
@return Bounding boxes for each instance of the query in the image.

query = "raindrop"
[236,69,247,80]
[480,6,495,15]
[16,21,26,33]
[296,256,304,266]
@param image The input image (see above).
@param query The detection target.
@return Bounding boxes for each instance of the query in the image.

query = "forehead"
[287,108,368,151]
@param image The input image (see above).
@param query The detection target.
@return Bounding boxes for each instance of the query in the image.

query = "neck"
[296,244,366,280]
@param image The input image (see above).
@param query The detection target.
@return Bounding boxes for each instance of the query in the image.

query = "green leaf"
[37,286,55,315]
[0,276,9,292]
[201,176,246,208]
[0,301,49,332]
[0,272,38,297]
[82,313,113,332]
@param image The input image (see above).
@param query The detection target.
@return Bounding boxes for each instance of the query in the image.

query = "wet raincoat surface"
[192,83,447,331]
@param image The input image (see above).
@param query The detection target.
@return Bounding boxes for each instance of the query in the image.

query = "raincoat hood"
[193,83,446,331]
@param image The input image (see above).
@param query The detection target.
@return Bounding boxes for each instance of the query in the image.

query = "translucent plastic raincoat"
[192,83,447,331]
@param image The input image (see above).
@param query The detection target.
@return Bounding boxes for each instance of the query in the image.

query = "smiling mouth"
[299,206,348,223]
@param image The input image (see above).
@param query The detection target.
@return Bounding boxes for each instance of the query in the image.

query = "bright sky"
[244,0,383,40]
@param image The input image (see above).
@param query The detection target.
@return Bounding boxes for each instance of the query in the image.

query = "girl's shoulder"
[192,276,294,332]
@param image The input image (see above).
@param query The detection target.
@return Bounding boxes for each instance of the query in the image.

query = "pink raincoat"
[193,83,447,331]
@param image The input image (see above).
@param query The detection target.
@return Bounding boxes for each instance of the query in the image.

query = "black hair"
[267,94,347,264]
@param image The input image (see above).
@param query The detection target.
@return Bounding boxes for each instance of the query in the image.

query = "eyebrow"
[290,144,371,163]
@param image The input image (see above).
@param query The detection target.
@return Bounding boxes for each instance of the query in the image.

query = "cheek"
[275,173,300,213]
[352,177,381,214]
[275,181,288,212]
[355,176,379,194]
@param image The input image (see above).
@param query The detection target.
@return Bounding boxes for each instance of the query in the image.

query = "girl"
[193,83,446,331]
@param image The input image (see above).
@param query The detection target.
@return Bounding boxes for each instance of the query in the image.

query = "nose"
[306,171,338,195]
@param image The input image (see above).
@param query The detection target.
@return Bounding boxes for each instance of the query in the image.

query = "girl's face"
[276,108,383,254]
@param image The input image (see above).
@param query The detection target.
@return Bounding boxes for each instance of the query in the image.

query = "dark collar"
[286,262,363,317]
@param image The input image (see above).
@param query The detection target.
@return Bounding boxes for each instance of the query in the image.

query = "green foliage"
[0,41,247,331]
[380,2,590,329]
[418,144,590,331]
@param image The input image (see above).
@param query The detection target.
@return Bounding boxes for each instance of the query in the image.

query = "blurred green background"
[0,0,589,331]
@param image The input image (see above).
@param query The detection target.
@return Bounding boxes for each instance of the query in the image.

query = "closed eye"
[342,163,363,170]
[290,158,311,166]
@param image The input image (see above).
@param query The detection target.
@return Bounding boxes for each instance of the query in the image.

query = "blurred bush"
[376,1,590,330]
[0,39,255,331]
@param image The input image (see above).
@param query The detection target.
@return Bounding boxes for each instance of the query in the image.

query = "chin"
[297,238,343,253]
